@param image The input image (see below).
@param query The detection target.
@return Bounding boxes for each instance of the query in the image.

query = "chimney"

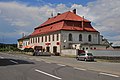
[73,9,76,14]
[57,13,61,15]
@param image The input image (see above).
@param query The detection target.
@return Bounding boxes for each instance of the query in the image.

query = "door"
[53,46,57,53]
[46,46,50,52]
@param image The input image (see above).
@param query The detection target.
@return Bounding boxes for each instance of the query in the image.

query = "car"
[76,53,94,61]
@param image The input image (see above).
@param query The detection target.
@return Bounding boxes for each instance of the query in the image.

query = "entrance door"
[46,46,50,52]
[53,46,57,53]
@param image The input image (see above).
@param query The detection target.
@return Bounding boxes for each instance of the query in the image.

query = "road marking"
[10,60,18,64]
[57,64,66,67]
[99,72,119,78]
[0,56,4,59]
[45,61,51,64]
[74,67,86,71]
[35,69,62,80]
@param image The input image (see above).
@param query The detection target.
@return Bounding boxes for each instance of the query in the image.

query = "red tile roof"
[30,11,98,37]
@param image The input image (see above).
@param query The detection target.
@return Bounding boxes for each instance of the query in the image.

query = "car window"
[87,53,93,56]
[79,53,85,56]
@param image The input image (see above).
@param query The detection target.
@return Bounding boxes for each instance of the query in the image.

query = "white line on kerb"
[35,69,62,80]
[57,64,66,67]
[10,60,18,64]
[99,72,119,78]
[74,67,86,71]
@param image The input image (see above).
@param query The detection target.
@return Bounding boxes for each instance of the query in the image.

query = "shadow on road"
[0,58,34,66]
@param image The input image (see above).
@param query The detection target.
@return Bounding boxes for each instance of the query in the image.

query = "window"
[42,36,43,42]
[33,38,35,43]
[88,35,92,42]
[49,35,50,42]
[45,36,47,42]
[53,34,54,41]
[79,34,82,41]
[36,37,37,43]
[57,34,59,41]
[69,33,72,41]
[38,37,40,43]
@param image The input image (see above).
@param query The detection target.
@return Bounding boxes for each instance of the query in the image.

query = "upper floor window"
[53,34,54,41]
[49,35,50,42]
[69,33,72,41]
[79,34,82,41]
[88,35,92,42]
[45,36,47,42]
[57,34,59,41]
[38,37,40,43]
[42,36,43,42]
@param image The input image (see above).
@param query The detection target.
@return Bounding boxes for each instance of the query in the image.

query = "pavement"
[0,52,120,80]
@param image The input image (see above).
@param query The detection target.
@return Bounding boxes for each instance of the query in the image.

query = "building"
[18,9,112,54]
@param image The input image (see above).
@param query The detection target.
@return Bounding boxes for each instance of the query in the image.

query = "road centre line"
[74,67,87,71]
[57,64,66,67]
[99,72,119,78]
[35,69,62,80]
[10,60,18,64]
[45,61,51,64]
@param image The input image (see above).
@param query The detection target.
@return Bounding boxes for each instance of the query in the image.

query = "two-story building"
[18,9,112,53]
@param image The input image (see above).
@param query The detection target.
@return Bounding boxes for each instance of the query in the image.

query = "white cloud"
[0,0,120,45]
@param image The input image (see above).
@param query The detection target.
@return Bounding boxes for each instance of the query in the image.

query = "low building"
[18,9,113,54]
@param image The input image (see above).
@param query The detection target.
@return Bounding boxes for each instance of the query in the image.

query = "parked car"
[76,53,94,61]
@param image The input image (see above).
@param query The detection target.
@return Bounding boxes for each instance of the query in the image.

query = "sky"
[0,0,120,46]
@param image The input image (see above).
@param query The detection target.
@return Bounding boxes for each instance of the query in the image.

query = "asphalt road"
[0,52,120,80]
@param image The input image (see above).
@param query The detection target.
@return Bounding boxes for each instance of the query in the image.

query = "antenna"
[22,33,25,37]
[51,12,53,17]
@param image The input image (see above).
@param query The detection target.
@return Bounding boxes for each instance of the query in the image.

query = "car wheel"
[76,57,79,60]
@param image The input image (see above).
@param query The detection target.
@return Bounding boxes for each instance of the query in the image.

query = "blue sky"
[0,0,120,46]
[0,0,96,6]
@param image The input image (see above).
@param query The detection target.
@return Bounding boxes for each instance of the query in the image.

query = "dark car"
[76,53,94,61]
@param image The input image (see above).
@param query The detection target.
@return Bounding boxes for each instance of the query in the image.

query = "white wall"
[61,30,99,49]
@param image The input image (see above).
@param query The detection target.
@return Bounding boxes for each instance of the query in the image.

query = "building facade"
[18,9,112,53]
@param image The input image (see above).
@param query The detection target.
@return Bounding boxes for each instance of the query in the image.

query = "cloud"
[0,0,120,45]
[86,0,120,45]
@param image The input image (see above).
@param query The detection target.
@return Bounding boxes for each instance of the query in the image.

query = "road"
[0,52,120,80]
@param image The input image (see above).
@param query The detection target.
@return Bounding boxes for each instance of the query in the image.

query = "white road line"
[99,72,119,78]
[10,60,18,64]
[35,69,62,80]
[0,56,4,59]
[45,61,51,64]
[57,64,66,67]
[74,67,86,71]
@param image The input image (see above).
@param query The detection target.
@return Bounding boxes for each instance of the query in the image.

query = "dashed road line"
[35,69,62,80]
[10,60,18,64]
[0,56,4,59]
[99,72,119,78]
[45,61,51,64]
[74,67,87,71]
[57,64,66,67]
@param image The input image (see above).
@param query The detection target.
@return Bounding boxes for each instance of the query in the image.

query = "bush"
[24,48,34,52]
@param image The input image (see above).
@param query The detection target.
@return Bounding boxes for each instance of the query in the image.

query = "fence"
[61,49,120,57]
